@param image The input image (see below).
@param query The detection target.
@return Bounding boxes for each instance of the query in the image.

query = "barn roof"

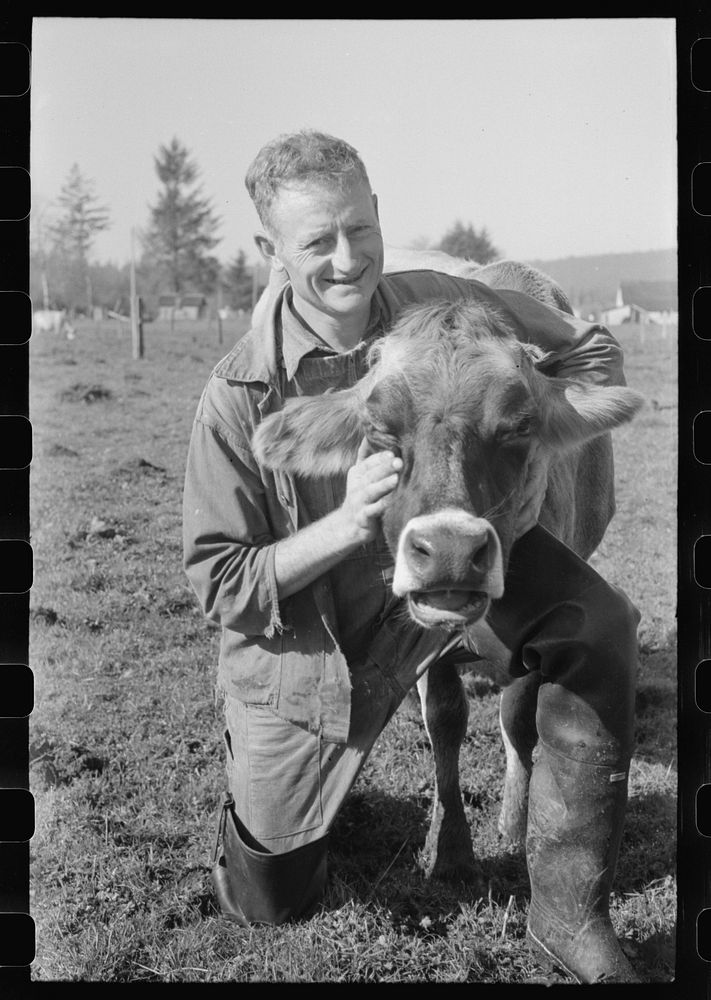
[158,294,179,306]
[619,280,677,312]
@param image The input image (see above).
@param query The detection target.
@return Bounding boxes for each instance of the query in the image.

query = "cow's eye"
[498,416,534,441]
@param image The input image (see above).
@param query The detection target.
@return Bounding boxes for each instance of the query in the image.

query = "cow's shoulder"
[377,269,493,315]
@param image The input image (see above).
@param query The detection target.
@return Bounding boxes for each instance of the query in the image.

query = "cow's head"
[253,299,643,630]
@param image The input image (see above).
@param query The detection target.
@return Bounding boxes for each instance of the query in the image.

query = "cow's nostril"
[407,533,432,563]
[471,539,489,572]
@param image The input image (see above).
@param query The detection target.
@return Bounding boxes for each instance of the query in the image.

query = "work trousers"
[220,525,640,854]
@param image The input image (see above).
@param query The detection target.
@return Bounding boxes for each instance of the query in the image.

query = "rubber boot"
[525,743,642,983]
[211,792,329,926]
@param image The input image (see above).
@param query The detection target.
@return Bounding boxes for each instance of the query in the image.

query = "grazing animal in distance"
[33,309,76,339]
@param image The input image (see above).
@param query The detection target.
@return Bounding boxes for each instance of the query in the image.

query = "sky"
[30,17,678,269]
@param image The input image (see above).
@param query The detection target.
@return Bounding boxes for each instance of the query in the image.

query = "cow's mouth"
[409,589,490,628]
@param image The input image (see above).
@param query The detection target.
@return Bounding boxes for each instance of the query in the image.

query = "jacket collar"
[212,286,284,385]
[213,282,387,385]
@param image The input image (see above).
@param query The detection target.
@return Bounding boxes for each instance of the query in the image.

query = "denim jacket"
[182,270,627,743]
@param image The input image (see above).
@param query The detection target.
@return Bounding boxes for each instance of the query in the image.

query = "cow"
[249,253,644,884]
[32,309,76,339]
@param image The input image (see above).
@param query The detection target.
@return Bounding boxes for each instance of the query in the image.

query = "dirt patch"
[31,606,66,627]
[115,457,167,480]
[60,383,113,404]
[158,595,197,617]
[46,443,80,458]
[30,732,109,788]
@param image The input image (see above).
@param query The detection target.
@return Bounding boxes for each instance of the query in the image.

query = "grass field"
[28,315,677,983]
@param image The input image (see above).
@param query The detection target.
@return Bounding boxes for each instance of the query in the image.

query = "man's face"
[265,177,384,325]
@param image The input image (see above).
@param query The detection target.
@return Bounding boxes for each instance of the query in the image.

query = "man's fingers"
[362,473,399,502]
[355,439,402,471]
[345,443,401,535]
[362,494,392,521]
[358,452,402,478]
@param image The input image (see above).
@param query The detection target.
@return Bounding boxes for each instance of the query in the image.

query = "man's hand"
[515,441,549,539]
[273,439,402,600]
[337,438,403,545]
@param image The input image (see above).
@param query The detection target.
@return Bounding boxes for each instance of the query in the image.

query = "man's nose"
[332,236,358,273]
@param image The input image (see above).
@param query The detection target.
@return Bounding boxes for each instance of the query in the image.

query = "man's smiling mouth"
[325,266,368,285]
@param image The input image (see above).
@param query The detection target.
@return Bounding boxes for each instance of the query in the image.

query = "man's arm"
[184,411,401,633]
[274,442,401,598]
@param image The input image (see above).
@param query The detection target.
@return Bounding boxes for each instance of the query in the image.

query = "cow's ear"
[539,380,645,448]
[252,385,369,476]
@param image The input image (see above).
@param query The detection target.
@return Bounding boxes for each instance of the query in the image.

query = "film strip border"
[680,9,711,993]
[0,11,33,993]
[0,10,707,994]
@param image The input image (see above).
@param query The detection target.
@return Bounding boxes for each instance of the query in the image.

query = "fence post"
[131,295,144,360]
[129,227,144,359]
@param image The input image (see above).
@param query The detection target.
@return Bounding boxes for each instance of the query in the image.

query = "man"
[183,130,641,983]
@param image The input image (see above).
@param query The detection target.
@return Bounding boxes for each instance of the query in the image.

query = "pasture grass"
[29,317,677,983]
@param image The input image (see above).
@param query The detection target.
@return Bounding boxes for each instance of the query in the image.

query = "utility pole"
[130,227,144,359]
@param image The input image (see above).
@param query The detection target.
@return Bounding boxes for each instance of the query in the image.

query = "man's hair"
[245,129,371,232]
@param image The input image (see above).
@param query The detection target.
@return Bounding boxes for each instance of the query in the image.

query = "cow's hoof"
[422,854,487,893]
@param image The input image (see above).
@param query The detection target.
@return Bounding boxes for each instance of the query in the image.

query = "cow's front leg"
[417,657,482,888]
[462,622,538,849]
[498,671,540,846]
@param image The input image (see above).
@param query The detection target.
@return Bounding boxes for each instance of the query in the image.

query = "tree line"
[30,138,499,319]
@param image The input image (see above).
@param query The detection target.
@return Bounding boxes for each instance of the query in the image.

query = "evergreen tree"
[225,249,254,311]
[49,164,110,313]
[437,220,500,264]
[142,138,221,295]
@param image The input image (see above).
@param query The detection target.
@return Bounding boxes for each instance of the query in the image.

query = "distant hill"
[525,248,677,316]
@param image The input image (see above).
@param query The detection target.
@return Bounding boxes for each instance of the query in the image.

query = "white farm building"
[600,280,678,328]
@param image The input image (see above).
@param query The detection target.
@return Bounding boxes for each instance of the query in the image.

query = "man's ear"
[372,192,379,220]
[254,232,286,273]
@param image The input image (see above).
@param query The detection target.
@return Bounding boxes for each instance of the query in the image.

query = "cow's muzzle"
[392,510,504,629]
